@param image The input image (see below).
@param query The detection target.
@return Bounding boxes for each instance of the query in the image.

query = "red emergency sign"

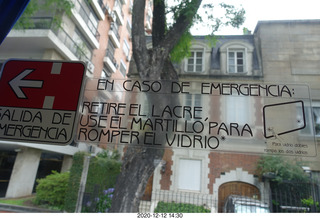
[0,59,85,110]
[0,59,86,145]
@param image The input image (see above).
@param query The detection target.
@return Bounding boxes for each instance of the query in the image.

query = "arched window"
[185,49,205,73]
[183,40,210,74]
[220,41,254,75]
[227,48,246,73]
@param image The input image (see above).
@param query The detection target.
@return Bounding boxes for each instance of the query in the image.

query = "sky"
[190,0,320,35]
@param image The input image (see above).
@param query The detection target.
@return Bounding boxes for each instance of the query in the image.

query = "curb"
[0,203,62,213]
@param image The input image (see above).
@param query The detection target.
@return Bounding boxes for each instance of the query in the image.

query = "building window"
[219,41,254,76]
[186,51,203,73]
[178,159,201,191]
[299,102,320,137]
[120,60,127,77]
[185,94,202,120]
[226,96,248,125]
[313,107,320,136]
[228,49,246,73]
[126,19,132,39]
[123,39,130,57]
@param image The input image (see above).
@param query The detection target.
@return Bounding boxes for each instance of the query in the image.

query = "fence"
[139,186,319,213]
[81,181,320,213]
[140,190,215,213]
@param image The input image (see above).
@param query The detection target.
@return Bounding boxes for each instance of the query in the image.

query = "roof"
[210,35,260,70]
[143,34,261,72]
[253,19,320,33]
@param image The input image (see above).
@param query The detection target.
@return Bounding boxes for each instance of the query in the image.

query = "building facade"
[140,20,320,212]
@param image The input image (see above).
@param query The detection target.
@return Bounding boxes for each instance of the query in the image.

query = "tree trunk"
[109,0,202,212]
[110,82,177,212]
[109,146,164,212]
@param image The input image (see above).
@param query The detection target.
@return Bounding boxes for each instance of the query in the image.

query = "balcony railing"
[113,0,124,25]
[110,23,120,41]
[74,0,100,41]
[98,0,110,14]
[16,17,91,62]
[106,48,118,70]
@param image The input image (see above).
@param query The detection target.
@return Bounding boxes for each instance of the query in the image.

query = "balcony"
[2,17,92,65]
[72,0,100,49]
[90,0,107,20]
[108,23,120,48]
[103,49,118,73]
[113,2,124,25]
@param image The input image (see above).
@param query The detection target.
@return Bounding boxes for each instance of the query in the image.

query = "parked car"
[223,195,270,213]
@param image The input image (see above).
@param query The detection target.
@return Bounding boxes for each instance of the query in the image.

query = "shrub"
[94,188,114,212]
[82,150,121,212]
[35,171,70,210]
[301,196,320,212]
[85,152,121,194]
[64,151,86,212]
[63,150,121,212]
[154,201,210,213]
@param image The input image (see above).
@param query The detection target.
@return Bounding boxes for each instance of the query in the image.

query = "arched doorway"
[218,181,260,212]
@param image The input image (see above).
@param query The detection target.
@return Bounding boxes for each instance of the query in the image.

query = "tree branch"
[148,0,202,80]
[152,0,166,47]
[160,0,202,53]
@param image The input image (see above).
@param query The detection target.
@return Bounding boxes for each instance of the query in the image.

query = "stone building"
[139,20,320,212]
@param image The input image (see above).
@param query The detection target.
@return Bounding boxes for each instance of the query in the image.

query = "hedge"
[154,201,211,213]
[64,151,86,212]
[64,150,121,212]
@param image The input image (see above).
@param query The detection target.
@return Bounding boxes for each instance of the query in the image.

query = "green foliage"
[64,150,121,212]
[154,201,210,213]
[85,151,121,194]
[64,151,86,212]
[82,150,121,212]
[301,197,320,212]
[0,196,36,206]
[14,0,74,29]
[170,31,193,63]
[256,155,310,183]
[219,3,246,29]
[96,150,121,160]
[13,0,39,29]
[35,171,70,210]
[188,2,246,35]
[170,33,218,64]
[95,188,114,213]
[167,1,245,63]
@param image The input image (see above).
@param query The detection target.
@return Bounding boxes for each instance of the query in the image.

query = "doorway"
[218,181,260,212]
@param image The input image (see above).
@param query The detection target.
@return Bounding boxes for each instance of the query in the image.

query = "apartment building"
[0,0,154,198]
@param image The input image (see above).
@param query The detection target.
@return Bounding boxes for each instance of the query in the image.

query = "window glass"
[178,159,201,191]
[186,51,203,72]
[313,107,320,136]
[123,39,130,57]
[120,60,127,77]
[184,94,202,120]
[226,96,249,125]
[228,50,245,73]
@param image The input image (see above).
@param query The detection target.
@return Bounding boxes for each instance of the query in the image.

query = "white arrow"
[9,69,44,99]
